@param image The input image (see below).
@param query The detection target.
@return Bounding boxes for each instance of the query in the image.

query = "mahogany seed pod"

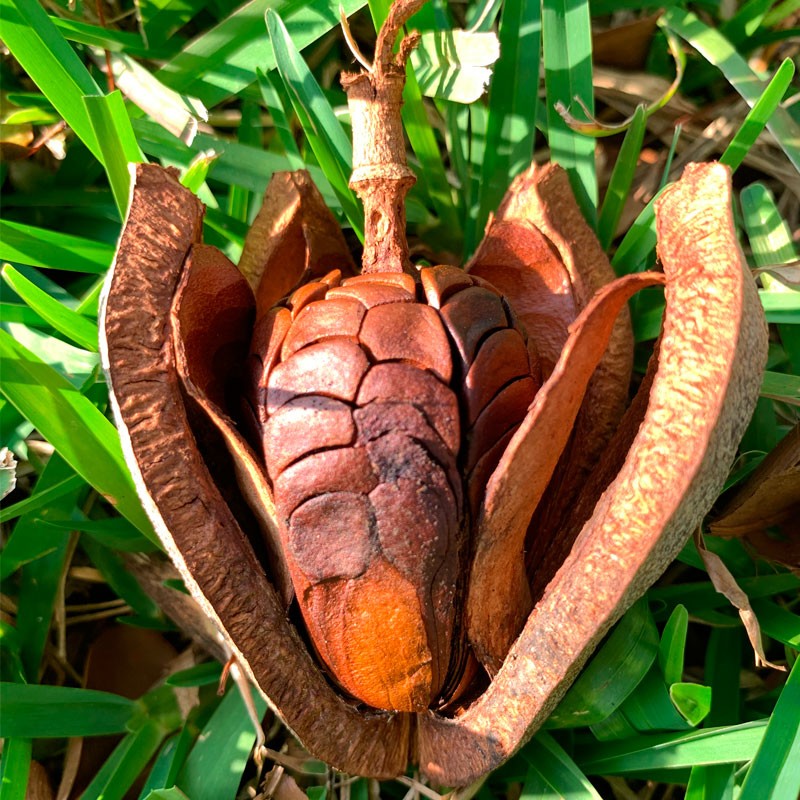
[100,0,768,785]
[102,159,767,790]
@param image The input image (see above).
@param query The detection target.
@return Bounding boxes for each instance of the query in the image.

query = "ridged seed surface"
[248,266,537,711]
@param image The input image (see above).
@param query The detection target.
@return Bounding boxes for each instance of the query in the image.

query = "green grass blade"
[760,371,800,405]
[50,16,178,58]
[256,67,304,170]
[598,105,646,250]
[704,628,742,727]
[549,599,659,728]
[750,600,800,649]
[157,0,367,107]
[81,537,161,619]
[610,194,659,275]
[177,687,267,800]
[720,59,796,172]
[523,733,603,798]
[662,7,800,174]
[38,516,157,553]
[0,472,84,527]
[759,293,800,324]
[620,668,697,732]
[763,0,800,26]
[166,662,223,688]
[139,0,208,49]
[721,0,777,48]
[659,605,689,685]
[0,738,32,800]
[542,0,597,225]
[741,183,798,267]
[227,100,261,224]
[0,331,156,540]
[477,0,541,234]
[577,720,768,774]
[143,790,190,800]
[739,659,800,800]
[180,151,220,194]
[0,683,136,737]
[0,0,102,161]
[133,121,329,203]
[0,622,26,685]
[0,304,47,327]
[0,220,114,274]
[77,277,106,317]
[139,726,197,795]
[2,265,99,352]
[81,719,167,800]
[685,764,735,800]
[266,9,362,237]
[4,323,98,388]
[84,92,145,216]
[669,684,713,727]
[462,102,489,254]
[10,457,79,679]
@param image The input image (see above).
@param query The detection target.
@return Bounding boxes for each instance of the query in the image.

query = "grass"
[1,0,799,798]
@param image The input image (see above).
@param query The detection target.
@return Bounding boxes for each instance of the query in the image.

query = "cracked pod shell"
[100,161,767,786]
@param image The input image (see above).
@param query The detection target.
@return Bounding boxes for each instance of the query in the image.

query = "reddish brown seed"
[274,447,379,520]
[467,428,516,515]
[439,286,508,367]
[359,303,453,383]
[263,396,355,478]
[420,266,473,309]
[464,378,538,472]
[249,307,293,424]
[339,561,434,712]
[320,269,343,287]
[366,432,459,532]
[281,297,366,359]
[267,339,369,414]
[464,329,533,425]
[355,402,462,507]
[288,492,374,581]
[342,273,417,294]
[288,281,329,318]
[355,402,448,460]
[327,283,416,308]
[356,363,460,453]
[370,477,453,582]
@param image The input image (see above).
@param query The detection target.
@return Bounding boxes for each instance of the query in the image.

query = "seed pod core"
[248,267,537,711]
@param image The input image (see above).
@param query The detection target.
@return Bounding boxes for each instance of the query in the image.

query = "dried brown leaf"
[694,529,785,670]
[711,423,800,568]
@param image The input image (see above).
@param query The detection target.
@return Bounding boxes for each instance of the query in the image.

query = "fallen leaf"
[694,529,785,671]
[711,423,800,568]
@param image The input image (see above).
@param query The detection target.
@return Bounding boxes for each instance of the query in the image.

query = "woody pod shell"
[100,160,767,786]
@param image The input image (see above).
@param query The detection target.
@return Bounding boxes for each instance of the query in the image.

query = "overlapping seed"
[248,266,537,711]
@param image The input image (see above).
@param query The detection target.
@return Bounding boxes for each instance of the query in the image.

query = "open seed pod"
[99,0,767,786]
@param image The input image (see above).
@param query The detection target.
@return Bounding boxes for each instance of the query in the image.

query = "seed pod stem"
[341,0,427,274]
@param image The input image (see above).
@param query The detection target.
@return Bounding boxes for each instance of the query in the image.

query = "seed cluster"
[246,266,536,711]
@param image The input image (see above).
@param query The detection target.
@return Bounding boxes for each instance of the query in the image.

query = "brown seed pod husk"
[417,162,768,785]
[101,155,766,786]
[100,163,410,778]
